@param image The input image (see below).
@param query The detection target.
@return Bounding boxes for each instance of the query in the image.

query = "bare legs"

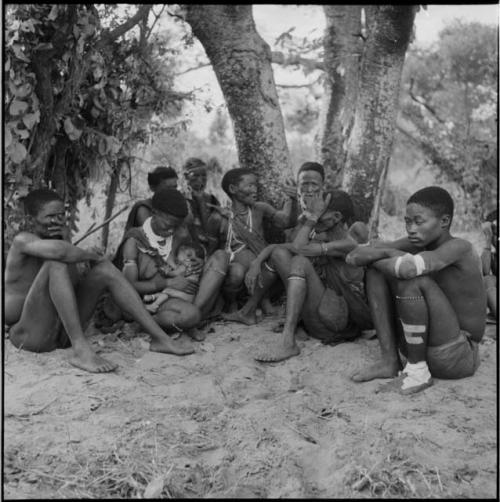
[76,260,195,356]
[194,249,229,320]
[484,275,497,319]
[255,255,325,362]
[351,269,400,382]
[9,260,117,372]
[352,269,462,392]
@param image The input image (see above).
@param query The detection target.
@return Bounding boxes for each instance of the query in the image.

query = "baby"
[143,242,203,313]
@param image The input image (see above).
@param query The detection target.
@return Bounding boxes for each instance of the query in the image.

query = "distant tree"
[400,20,498,221]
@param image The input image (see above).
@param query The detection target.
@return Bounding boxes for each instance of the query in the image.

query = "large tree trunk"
[185,5,292,203]
[317,5,363,188]
[341,5,417,230]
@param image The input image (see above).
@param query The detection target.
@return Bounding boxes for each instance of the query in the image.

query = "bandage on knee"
[394,253,426,278]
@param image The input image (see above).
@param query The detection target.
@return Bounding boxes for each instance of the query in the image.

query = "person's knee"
[226,263,246,287]
[270,246,291,266]
[90,259,118,281]
[395,275,430,296]
[210,249,229,269]
[45,260,69,273]
[289,255,309,275]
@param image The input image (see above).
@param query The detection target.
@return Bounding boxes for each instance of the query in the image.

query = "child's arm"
[14,232,103,263]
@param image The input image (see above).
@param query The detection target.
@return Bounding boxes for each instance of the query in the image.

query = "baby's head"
[175,241,205,265]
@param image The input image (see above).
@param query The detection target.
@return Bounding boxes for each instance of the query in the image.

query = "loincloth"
[302,287,352,343]
[399,330,480,379]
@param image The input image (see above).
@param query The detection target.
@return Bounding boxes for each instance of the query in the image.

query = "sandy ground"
[3,316,498,499]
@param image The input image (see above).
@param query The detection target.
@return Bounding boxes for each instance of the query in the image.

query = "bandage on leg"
[288,275,306,281]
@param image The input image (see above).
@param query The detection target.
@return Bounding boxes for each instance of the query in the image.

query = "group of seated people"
[4,157,496,395]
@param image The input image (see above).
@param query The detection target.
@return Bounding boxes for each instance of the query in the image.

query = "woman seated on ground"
[115,188,230,339]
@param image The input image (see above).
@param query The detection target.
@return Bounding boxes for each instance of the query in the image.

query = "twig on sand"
[435,467,443,492]
[6,396,59,419]
[284,423,318,445]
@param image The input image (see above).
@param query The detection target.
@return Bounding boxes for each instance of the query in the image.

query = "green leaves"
[9,99,29,115]
[64,117,83,141]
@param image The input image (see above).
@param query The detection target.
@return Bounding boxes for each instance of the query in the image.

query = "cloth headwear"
[151,188,188,218]
[183,157,207,172]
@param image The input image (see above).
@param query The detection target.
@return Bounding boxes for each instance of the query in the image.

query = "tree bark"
[318,5,363,188]
[342,5,417,229]
[185,5,292,203]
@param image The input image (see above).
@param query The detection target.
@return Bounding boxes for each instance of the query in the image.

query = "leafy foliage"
[400,20,497,222]
[4,4,190,247]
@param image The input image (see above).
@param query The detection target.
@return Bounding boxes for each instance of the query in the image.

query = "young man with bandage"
[347,186,486,395]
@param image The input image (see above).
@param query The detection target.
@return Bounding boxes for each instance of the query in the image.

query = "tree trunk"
[101,164,121,252]
[185,5,292,203]
[342,5,417,230]
[318,5,363,188]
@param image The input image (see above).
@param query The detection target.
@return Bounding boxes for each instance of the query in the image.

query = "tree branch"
[175,62,211,76]
[98,5,151,46]
[271,51,324,71]
[408,78,445,124]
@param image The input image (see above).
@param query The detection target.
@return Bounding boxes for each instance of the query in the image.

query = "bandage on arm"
[394,253,426,279]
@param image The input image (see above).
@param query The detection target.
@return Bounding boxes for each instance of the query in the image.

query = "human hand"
[282,179,298,199]
[185,257,204,277]
[168,275,199,295]
[302,192,331,219]
[87,246,106,262]
[346,246,372,266]
[245,261,262,294]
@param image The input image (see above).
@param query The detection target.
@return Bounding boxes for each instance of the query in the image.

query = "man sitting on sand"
[209,168,297,313]
[254,189,372,363]
[347,186,486,394]
[4,189,194,374]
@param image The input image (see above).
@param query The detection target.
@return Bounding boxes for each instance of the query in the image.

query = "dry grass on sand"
[3,316,497,499]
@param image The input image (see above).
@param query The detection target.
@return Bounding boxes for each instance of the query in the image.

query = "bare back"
[429,239,486,341]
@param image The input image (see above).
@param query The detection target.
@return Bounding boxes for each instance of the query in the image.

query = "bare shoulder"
[10,231,42,255]
[254,201,275,215]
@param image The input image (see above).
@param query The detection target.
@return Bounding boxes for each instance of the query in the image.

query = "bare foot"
[187,327,206,342]
[255,343,300,363]
[150,336,194,356]
[68,348,117,373]
[295,327,308,341]
[351,360,400,382]
[222,310,257,326]
[260,298,277,316]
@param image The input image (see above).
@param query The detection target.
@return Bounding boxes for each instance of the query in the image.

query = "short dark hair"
[407,186,454,224]
[221,168,254,198]
[326,189,355,225]
[151,188,188,218]
[297,161,325,181]
[147,166,178,190]
[23,189,63,217]
[183,157,207,172]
